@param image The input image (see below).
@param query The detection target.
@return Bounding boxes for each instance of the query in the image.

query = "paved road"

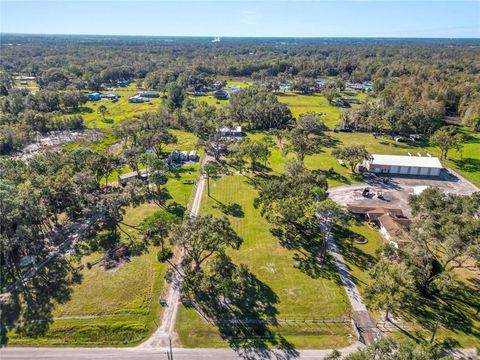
[325,231,367,312]
[139,157,208,348]
[318,211,378,343]
[0,343,365,360]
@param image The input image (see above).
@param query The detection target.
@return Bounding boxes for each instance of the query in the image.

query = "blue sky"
[1,1,479,38]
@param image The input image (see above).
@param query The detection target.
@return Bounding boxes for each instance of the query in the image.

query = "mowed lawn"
[175,173,354,349]
[9,150,201,347]
[277,93,343,128]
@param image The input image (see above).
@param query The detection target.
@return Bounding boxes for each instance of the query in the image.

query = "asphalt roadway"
[0,343,365,360]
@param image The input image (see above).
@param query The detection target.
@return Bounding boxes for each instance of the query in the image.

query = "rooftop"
[377,213,412,237]
[369,154,443,168]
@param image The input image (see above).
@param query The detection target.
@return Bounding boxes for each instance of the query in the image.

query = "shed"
[118,169,148,186]
[213,90,229,100]
[219,126,242,138]
[138,91,159,98]
[365,154,442,177]
[87,92,101,101]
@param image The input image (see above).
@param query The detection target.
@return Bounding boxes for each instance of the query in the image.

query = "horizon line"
[2,32,480,40]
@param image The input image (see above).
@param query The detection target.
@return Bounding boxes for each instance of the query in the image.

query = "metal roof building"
[365,154,442,177]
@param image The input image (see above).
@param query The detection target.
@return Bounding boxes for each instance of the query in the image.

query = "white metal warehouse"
[365,154,443,177]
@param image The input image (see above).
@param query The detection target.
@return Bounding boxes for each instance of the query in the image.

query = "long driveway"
[138,157,208,348]
[325,232,367,313]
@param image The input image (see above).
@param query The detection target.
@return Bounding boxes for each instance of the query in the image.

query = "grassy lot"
[189,95,229,108]
[277,93,342,128]
[10,158,200,346]
[177,306,353,349]
[175,172,354,349]
[82,91,163,129]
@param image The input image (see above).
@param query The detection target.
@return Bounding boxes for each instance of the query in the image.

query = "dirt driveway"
[328,169,478,217]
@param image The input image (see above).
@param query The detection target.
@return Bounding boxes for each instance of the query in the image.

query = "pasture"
[175,171,354,348]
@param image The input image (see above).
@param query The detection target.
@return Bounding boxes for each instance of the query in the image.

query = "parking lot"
[328,169,479,217]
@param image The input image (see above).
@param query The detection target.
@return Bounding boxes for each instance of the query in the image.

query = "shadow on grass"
[323,169,352,185]
[334,223,376,274]
[3,256,82,345]
[399,283,480,344]
[183,256,299,358]
[213,202,245,218]
[451,158,480,175]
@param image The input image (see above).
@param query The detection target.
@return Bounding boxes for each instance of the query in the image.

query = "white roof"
[369,154,442,168]
[219,126,242,133]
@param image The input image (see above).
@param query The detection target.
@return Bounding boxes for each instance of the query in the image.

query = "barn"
[365,154,443,177]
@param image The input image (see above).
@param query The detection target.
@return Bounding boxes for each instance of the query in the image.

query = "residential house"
[219,126,242,138]
[347,204,411,247]
[128,95,148,103]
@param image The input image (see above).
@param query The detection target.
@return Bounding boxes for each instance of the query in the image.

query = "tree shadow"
[334,224,376,273]
[183,257,298,358]
[214,202,245,218]
[398,279,480,343]
[322,169,352,185]
[322,135,341,149]
[270,224,338,281]
[3,256,81,345]
[166,201,186,218]
[451,158,480,175]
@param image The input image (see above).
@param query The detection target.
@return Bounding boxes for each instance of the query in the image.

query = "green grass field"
[175,172,354,349]
[177,305,354,349]
[277,93,343,128]
[82,91,163,129]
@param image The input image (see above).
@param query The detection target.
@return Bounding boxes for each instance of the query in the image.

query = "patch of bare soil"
[98,244,130,271]
[15,129,103,160]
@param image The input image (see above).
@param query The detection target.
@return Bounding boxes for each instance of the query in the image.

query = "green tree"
[97,104,108,121]
[240,138,270,172]
[332,145,370,173]
[140,153,170,207]
[365,258,413,321]
[407,188,480,290]
[166,81,186,110]
[202,161,222,197]
[229,86,292,130]
[329,338,452,360]
[169,215,242,272]
[430,126,464,160]
[287,112,327,163]
[0,71,14,95]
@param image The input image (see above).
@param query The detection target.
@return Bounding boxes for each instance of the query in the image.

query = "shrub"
[157,248,173,263]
